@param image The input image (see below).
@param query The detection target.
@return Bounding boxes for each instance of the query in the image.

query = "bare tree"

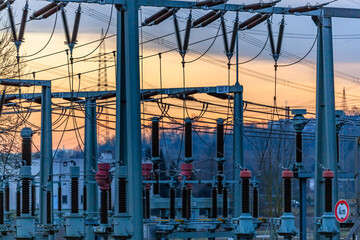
[0,19,27,176]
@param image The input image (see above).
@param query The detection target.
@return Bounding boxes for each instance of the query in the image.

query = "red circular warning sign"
[335,199,350,223]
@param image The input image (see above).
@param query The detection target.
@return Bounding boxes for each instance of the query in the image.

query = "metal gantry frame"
[6,0,360,239]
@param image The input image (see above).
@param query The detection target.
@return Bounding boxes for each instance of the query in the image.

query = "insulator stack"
[183,13,192,54]
[238,14,262,30]
[323,170,334,212]
[169,187,175,219]
[153,9,176,25]
[296,131,302,163]
[152,117,160,159]
[241,169,251,213]
[221,16,229,55]
[83,185,87,211]
[184,118,192,160]
[252,186,259,218]
[217,118,224,159]
[193,11,217,27]
[282,170,293,213]
[31,182,35,216]
[211,187,217,218]
[242,1,278,10]
[288,5,321,13]
[276,17,285,56]
[30,2,57,19]
[182,187,188,218]
[229,16,239,56]
[173,14,183,54]
[118,178,127,213]
[187,188,191,219]
[8,6,17,42]
[153,163,160,195]
[61,7,71,44]
[196,0,226,7]
[267,19,276,57]
[108,185,112,211]
[142,8,169,26]
[71,5,81,44]
[100,190,108,224]
[217,165,223,194]
[95,163,112,224]
[246,14,270,30]
[152,117,160,195]
[42,4,66,20]
[21,128,33,166]
[0,0,14,12]
[0,189,3,224]
[46,189,51,224]
[199,11,223,28]
[145,188,150,219]
[70,178,79,213]
[58,183,62,211]
[18,2,29,43]
[142,163,152,219]
[5,184,9,212]
[22,178,30,214]
[16,185,20,217]
[222,187,228,217]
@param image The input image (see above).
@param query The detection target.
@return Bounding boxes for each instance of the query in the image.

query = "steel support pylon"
[313,16,338,240]
[84,97,98,238]
[115,2,143,239]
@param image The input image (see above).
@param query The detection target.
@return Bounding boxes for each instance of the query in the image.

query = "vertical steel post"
[124,1,143,238]
[314,15,338,240]
[233,82,243,217]
[40,85,52,225]
[84,97,98,238]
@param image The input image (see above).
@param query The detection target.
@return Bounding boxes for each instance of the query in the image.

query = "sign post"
[335,199,350,223]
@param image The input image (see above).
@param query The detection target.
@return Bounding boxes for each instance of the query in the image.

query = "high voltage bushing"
[179,163,193,219]
[169,184,176,219]
[112,166,132,239]
[317,170,339,238]
[95,163,112,228]
[277,170,297,239]
[142,163,152,219]
[235,169,255,239]
[252,186,258,219]
[211,186,217,218]
[21,128,33,166]
[142,8,169,26]
[58,181,62,212]
[242,0,280,10]
[83,185,87,211]
[31,180,35,217]
[193,11,217,27]
[184,118,193,161]
[18,1,28,44]
[198,11,223,28]
[222,187,228,218]
[30,2,57,19]
[196,0,227,7]
[151,117,161,195]
[216,118,225,194]
[64,166,85,238]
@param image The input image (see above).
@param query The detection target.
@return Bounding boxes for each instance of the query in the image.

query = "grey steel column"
[314,16,338,240]
[84,97,98,238]
[233,82,243,217]
[233,17,243,218]
[40,85,52,225]
[123,1,143,238]
[322,16,339,240]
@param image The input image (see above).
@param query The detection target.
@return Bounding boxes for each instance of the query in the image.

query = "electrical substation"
[0,0,360,239]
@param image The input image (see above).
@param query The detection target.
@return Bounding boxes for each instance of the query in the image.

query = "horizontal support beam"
[0,79,51,87]
[46,0,360,18]
[4,85,241,100]
[157,230,234,239]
